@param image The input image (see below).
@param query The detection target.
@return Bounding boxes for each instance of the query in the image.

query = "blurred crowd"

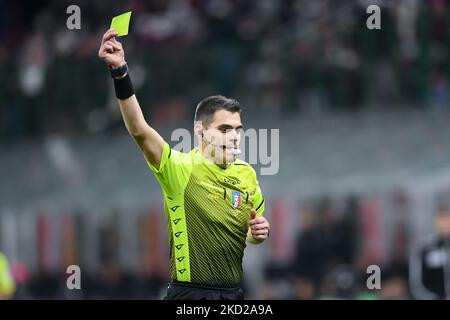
[2,0,450,142]
[2,194,450,300]
[0,195,412,300]
[259,196,411,299]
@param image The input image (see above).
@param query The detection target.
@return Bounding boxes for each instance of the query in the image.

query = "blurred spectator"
[409,208,450,299]
[429,67,450,112]
[317,264,357,300]
[4,1,450,141]
[292,197,359,286]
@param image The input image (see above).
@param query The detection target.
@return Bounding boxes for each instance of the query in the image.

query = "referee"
[98,29,270,300]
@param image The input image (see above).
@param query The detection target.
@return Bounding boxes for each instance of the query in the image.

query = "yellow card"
[110,11,132,37]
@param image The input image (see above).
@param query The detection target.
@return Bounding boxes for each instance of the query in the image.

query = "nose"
[232,129,238,140]
[228,129,239,142]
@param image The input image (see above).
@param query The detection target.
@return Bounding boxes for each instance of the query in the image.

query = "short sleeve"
[146,141,192,196]
[253,178,265,217]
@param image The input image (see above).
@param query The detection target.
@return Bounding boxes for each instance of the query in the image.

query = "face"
[435,213,450,238]
[196,109,243,166]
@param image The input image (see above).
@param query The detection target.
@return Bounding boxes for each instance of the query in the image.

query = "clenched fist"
[98,29,125,69]
[248,209,270,242]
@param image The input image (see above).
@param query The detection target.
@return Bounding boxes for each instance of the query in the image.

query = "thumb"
[250,209,257,220]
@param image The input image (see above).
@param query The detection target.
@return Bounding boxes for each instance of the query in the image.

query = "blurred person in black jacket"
[292,197,359,287]
[409,209,450,299]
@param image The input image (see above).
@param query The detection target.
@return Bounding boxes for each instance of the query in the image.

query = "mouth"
[222,145,241,155]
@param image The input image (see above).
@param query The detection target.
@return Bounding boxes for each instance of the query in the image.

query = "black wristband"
[113,73,135,100]
[110,62,129,79]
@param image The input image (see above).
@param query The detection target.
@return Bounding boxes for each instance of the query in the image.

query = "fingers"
[105,41,122,51]
[250,223,268,231]
[249,214,270,240]
[250,209,257,220]
[100,44,114,55]
[99,41,122,58]
[102,29,119,44]
[104,44,113,53]
[98,47,108,58]
[248,217,266,226]
[250,225,269,237]
[109,38,123,49]
[252,229,269,240]
[251,229,269,235]
[99,30,119,58]
[110,37,122,46]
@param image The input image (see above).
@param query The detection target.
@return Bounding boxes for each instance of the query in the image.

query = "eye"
[218,127,243,135]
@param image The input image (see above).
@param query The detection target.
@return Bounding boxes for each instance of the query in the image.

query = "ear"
[194,121,203,138]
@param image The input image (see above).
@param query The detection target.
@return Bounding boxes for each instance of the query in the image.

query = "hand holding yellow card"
[110,11,132,37]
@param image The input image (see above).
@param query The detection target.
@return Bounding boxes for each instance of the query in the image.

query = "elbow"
[127,123,148,140]
[129,129,145,140]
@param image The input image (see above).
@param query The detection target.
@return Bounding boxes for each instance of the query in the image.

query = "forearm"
[117,93,164,167]
[117,95,148,137]
[111,68,149,137]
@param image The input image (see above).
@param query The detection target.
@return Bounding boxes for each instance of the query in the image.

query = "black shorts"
[163,281,245,300]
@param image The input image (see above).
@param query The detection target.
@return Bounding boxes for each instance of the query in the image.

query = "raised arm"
[98,29,164,169]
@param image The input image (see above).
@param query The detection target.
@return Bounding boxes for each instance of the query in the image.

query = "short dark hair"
[194,95,241,128]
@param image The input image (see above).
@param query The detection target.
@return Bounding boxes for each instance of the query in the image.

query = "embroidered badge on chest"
[231,191,242,208]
